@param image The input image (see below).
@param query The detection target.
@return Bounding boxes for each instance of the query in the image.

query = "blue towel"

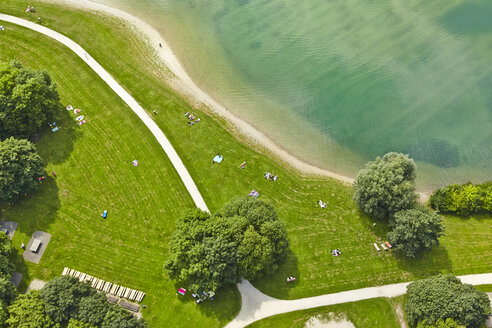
[213,155,223,163]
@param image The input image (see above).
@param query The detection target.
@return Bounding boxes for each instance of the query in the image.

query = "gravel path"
[0,13,209,213]
[226,273,492,328]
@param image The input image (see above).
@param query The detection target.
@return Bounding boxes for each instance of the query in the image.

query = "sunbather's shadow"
[33,104,80,165]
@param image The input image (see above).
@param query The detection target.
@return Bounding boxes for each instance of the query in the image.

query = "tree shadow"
[393,245,452,279]
[1,176,60,293]
[33,104,80,165]
[171,279,241,324]
[356,208,392,240]
[250,249,300,299]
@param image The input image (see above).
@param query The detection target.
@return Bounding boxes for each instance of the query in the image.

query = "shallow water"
[95,0,492,189]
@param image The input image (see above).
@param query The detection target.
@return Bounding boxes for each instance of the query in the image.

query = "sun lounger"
[111,284,119,295]
[124,288,131,299]
[135,291,143,301]
[62,267,69,276]
[92,279,99,288]
[118,287,126,297]
[385,241,392,248]
[373,243,380,251]
[138,292,146,302]
[381,243,388,251]
[97,280,105,290]
[79,273,86,282]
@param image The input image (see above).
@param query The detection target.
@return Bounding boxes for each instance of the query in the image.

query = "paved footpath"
[226,273,492,328]
[0,13,209,213]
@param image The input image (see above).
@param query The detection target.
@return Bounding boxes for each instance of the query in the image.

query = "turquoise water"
[96,0,492,189]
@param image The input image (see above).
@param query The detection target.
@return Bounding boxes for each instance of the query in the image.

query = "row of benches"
[62,267,145,303]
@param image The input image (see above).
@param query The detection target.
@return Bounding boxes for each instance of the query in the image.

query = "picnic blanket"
[249,190,259,198]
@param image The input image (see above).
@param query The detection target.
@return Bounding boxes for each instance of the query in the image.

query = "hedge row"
[429,182,492,216]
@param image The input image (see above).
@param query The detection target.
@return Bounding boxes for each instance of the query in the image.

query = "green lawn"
[0,0,491,327]
[0,22,239,328]
[246,298,400,328]
[476,285,492,292]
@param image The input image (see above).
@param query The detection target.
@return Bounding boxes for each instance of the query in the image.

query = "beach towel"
[76,115,84,122]
[213,155,223,163]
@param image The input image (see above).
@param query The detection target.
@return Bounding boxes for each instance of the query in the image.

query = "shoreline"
[43,0,431,201]
[46,0,355,184]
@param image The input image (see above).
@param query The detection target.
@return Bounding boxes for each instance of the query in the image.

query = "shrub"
[429,182,492,215]
[405,274,491,328]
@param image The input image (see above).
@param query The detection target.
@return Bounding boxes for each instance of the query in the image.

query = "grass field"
[0,21,239,328]
[246,298,401,328]
[0,0,491,327]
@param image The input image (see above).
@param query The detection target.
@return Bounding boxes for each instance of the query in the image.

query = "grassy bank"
[246,298,400,328]
[0,20,239,327]
[0,0,491,327]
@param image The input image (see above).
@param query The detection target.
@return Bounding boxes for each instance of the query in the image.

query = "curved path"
[0,13,209,213]
[226,273,492,328]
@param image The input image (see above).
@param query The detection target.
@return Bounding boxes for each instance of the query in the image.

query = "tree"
[0,276,17,306]
[0,231,14,257]
[6,290,58,328]
[237,226,275,279]
[76,293,108,326]
[40,276,92,324]
[219,197,289,278]
[0,276,18,324]
[417,318,465,328]
[220,196,278,228]
[0,137,44,202]
[387,207,445,258]
[165,198,289,292]
[0,60,60,139]
[67,319,97,328]
[353,152,417,220]
[164,209,240,292]
[405,274,491,328]
[102,305,147,328]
